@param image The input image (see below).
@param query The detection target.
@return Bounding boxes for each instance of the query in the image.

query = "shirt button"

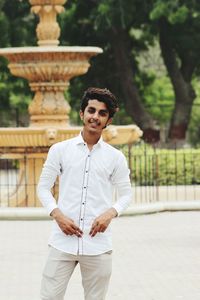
[86,170,88,173]
[81,218,83,221]
[82,202,85,205]
[83,186,86,189]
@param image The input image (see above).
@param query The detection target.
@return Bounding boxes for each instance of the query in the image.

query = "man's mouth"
[89,120,100,127]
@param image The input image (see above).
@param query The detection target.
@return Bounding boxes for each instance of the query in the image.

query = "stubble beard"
[83,118,105,134]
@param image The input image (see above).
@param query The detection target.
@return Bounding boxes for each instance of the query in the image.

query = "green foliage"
[0,81,10,109]
[2,1,36,46]
[188,80,200,146]
[129,143,200,185]
[150,1,189,24]
[150,0,200,72]
[0,0,36,127]
[0,11,9,46]
[142,76,174,124]
[188,101,200,147]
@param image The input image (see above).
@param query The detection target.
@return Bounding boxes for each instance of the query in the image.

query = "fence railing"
[0,143,200,207]
[120,143,200,203]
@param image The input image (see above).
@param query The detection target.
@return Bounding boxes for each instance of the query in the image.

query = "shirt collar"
[75,132,103,147]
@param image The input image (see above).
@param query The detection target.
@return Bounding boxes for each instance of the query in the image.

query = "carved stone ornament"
[29,0,67,46]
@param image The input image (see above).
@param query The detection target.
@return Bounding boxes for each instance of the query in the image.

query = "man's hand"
[89,208,117,237]
[51,208,83,237]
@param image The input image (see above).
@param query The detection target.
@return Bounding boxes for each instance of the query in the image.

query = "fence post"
[128,144,132,182]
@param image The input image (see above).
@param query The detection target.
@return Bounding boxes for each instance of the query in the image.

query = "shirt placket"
[78,150,91,254]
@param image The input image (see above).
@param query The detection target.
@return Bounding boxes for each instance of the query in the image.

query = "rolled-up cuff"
[46,203,58,216]
[112,204,122,216]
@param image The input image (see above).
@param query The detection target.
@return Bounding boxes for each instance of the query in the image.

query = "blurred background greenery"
[0,0,200,147]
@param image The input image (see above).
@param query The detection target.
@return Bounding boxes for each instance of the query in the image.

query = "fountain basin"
[0,125,142,150]
[0,46,103,81]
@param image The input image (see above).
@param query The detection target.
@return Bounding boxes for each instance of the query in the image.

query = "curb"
[122,201,200,216]
[0,201,200,220]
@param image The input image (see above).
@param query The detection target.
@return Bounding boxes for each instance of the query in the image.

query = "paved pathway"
[0,211,200,300]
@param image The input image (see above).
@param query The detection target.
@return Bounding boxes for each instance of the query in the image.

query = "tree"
[60,0,200,145]
[150,0,200,144]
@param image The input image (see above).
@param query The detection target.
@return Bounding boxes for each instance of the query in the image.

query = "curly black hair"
[80,87,119,118]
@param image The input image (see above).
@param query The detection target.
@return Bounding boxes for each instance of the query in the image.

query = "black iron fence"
[0,142,200,207]
[120,143,200,203]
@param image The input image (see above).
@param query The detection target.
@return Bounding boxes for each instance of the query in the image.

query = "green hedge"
[120,144,200,186]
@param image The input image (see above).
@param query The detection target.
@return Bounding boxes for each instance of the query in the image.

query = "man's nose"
[92,111,99,119]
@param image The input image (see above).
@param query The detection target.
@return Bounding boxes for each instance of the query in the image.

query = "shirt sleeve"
[111,152,132,215]
[37,143,61,215]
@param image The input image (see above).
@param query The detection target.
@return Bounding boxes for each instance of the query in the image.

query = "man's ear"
[80,110,83,120]
[106,118,113,126]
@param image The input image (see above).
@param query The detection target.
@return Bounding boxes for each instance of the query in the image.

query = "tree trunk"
[110,26,160,143]
[159,19,196,145]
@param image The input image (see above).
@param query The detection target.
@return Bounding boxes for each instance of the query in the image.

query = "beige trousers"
[40,247,112,300]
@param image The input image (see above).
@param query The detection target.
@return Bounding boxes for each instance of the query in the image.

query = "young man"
[37,87,132,300]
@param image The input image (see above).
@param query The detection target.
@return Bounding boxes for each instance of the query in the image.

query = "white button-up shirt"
[37,133,132,255]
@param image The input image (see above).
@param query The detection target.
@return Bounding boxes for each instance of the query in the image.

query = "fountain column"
[29,0,69,126]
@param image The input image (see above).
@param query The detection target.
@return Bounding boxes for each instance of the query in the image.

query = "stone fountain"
[0,0,142,207]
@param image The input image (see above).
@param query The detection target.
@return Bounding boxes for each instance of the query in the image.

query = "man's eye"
[99,112,107,117]
[88,108,95,114]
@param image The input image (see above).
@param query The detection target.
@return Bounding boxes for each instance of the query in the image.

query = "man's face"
[80,99,112,134]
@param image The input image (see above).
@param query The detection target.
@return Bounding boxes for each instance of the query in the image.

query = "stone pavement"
[0,211,200,300]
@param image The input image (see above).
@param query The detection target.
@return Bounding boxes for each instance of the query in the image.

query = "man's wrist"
[50,208,62,220]
[109,207,118,218]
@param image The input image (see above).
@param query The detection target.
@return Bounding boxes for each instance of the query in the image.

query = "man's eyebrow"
[99,109,109,113]
[88,106,109,113]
